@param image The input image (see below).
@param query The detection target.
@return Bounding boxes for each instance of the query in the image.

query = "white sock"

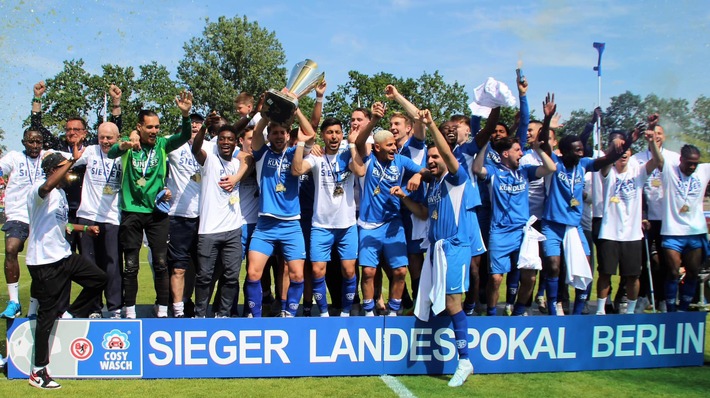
[157,305,168,317]
[28,297,39,316]
[319,311,330,317]
[7,282,19,303]
[365,310,375,317]
[626,300,637,314]
[125,305,136,319]
[173,302,184,316]
[340,312,350,317]
[596,298,606,315]
[61,311,73,319]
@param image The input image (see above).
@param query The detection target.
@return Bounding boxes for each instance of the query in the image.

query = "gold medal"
[570,198,580,207]
[190,173,202,183]
[229,196,239,205]
[103,185,114,195]
[680,204,690,213]
[610,196,620,204]
[431,210,438,220]
[651,178,661,188]
[136,177,147,187]
[373,186,381,195]
[275,183,286,193]
[333,185,344,196]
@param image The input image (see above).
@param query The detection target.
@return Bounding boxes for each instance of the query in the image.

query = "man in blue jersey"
[354,102,431,316]
[244,100,317,317]
[397,109,479,387]
[540,95,641,315]
[472,97,556,316]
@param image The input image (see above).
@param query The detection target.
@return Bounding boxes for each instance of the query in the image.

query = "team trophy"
[264,59,325,123]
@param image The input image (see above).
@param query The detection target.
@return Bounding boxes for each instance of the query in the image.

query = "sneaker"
[110,310,121,319]
[536,296,547,314]
[278,310,293,318]
[387,310,397,317]
[246,313,254,318]
[635,297,650,314]
[556,302,565,316]
[504,304,513,316]
[448,358,474,387]
[1,300,21,319]
[89,312,103,319]
[29,367,61,389]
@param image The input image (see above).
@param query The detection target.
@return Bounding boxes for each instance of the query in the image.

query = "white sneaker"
[555,302,565,316]
[110,310,122,319]
[448,358,474,387]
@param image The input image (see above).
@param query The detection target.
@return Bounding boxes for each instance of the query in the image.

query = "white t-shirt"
[581,172,593,231]
[166,141,201,218]
[239,169,259,225]
[26,182,71,265]
[305,151,357,229]
[632,147,680,221]
[520,150,545,219]
[75,145,122,225]
[0,150,47,223]
[660,161,710,236]
[599,165,649,241]
[198,151,243,235]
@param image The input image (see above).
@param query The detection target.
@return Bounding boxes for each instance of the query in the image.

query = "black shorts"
[597,239,643,276]
[119,211,170,253]
[2,220,29,241]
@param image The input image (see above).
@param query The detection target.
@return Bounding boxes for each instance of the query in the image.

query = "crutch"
[643,232,656,313]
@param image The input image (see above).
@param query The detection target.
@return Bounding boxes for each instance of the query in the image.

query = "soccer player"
[353,102,431,316]
[596,126,663,315]
[74,121,123,319]
[659,144,710,311]
[540,96,640,315]
[244,102,317,317]
[292,117,365,317]
[473,102,556,317]
[400,109,479,387]
[26,153,106,389]
[192,123,250,318]
[0,128,47,319]
[107,90,194,319]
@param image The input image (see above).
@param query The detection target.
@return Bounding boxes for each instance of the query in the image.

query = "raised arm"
[38,157,78,199]
[644,114,664,173]
[165,91,194,152]
[532,140,557,178]
[251,108,269,153]
[291,141,313,176]
[192,112,219,165]
[310,80,327,130]
[538,93,556,157]
[391,186,428,220]
[593,123,643,172]
[385,84,425,141]
[472,143,488,180]
[515,76,529,148]
[355,102,385,157]
[347,131,366,177]
[581,107,601,157]
[472,106,501,149]
[420,109,458,174]
[108,84,123,132]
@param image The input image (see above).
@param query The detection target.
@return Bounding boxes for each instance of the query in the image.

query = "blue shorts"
[661,234,706,254]
[241,223,256,261]
[489,229,523,274]
[359,218,408,268]
[468,209,487,258]
[2,220,29,242]
[541,221,590,257]
[310,225,358,262]
[250,217,306,261]
[429,240,471,294]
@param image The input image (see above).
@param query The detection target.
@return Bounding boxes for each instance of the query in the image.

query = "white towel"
[414,239,447,321]
[468,77,518,117]
[518,216,545,270]
[563,226,593,290]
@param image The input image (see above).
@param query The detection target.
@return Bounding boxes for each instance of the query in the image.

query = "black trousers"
[79,218,123,312]
[28,254,106,368]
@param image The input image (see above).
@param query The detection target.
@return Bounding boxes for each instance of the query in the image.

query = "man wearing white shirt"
[191,123,250,317]
[74,122,123,319]
[659,144,710,312]
[596,130,663,314]
[632,123,680,312]
[292,117,366,317]
[26,153,106,389]
[0,129,47,319]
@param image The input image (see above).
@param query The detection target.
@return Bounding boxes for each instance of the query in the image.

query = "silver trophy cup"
[264,59,325,123]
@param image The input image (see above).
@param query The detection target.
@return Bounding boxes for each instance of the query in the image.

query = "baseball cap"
[41,152,70,175]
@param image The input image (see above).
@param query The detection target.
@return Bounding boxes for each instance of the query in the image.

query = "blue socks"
[665,278,679,312]
[506,268,520,305]
[312,277,328,313]
[451,310,469,360]
[245,279,262,317]
[363,299,375,312]
[679,277,697,311]
[573,289,588,315]
[342,276,357,313]
[546,277,559,315]
[388,298,402,313]
[287,280,304,316]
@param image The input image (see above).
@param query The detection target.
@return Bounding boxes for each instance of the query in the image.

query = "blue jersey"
[484,163,539,233]
[543,153,595,226]
[453,140,482,208]
[426,167,478,244]
[399,136,428,216]
[358,153,422,226]
[253,145,300,220]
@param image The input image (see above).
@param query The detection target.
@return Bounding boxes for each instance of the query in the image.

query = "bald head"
[98,122,120,152]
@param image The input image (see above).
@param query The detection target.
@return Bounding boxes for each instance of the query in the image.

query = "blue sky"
[1,0,708,152]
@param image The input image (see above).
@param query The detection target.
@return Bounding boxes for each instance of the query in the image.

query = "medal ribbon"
[324,153,341,185]
[24,153,41,185]
[99,150,117,185]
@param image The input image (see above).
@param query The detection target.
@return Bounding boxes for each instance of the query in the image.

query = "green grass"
[2,237,710,397]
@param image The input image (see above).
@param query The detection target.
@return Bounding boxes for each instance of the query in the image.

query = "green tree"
[323,70,469,133]
[132,62,183,136]
[177,15,287,123]
[689,95,710,161]
[86,64,136,133]
[0,127,6,154]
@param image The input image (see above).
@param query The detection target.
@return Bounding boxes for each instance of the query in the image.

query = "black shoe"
[29,367,61,389]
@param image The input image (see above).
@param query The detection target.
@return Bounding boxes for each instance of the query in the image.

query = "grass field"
[1,238,710,397]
